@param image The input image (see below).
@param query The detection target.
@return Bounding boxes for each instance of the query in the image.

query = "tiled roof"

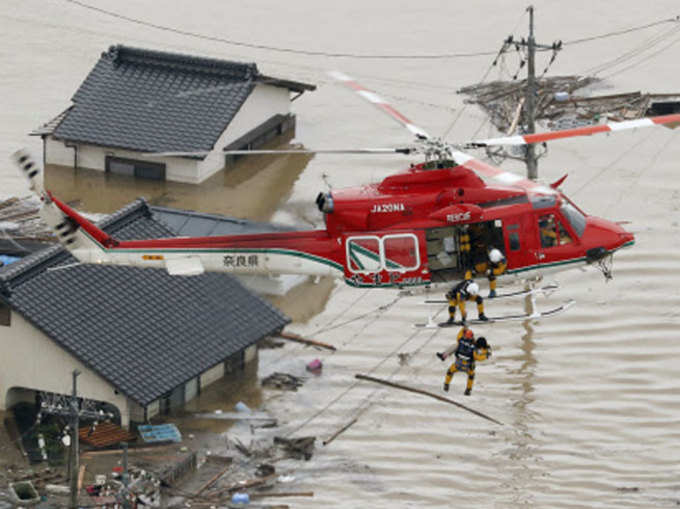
[151,205,295,236]
[0,200,290,406]
[51,45,313,154]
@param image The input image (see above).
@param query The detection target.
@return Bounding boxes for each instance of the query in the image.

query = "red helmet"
[464,329,474,339]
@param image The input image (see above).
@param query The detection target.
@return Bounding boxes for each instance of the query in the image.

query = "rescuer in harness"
[446,277,488,323]
[439,328,492,395]
[474,247,507,298]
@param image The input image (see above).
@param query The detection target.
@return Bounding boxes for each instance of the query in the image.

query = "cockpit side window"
[538,214,558,248]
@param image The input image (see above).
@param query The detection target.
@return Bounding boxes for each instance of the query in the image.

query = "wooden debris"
[222,472,278,493]
[278,331,336,351]
[273,436,315,460]
[250,491,314,499]
[355,374,503,426]
[195,464,231,496]
[262,372,306,391]
[323,418,358,446]
[77,464,86,492]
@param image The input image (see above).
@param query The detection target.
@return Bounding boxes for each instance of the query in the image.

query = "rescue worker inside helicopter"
[446,277,488,323]
[474,246,507,298]
[539,213,574,248]
[539,215,558,248]
[440,327,492,395]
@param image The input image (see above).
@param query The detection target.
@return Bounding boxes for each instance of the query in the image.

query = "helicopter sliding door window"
[507,224,520,251]
[383,234,419,272]
[347,236,382,273]
[346,234,419,273]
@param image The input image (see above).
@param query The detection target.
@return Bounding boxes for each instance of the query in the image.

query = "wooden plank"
[355,374,503,425]
[77,465,86,492]
[250,492,314,498]
[323,418,358,446]
[278,331,336,351]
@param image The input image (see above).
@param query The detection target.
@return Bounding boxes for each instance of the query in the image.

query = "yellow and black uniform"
[459,228,471,268]
[446,278,487,323]
[475,248,507,298]
[443,332,492,395]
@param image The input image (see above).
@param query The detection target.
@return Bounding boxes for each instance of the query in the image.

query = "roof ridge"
[106,44,259,81]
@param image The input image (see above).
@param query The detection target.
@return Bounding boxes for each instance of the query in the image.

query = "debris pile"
[459,75,680,135]
[261,372,306,391]
[0,197,53,245]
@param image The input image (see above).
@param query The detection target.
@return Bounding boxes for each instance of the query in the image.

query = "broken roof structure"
[0,200,290,409]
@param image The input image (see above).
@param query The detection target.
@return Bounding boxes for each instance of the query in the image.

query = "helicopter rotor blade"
[466,113,680,147]
[143,147,416,157]
[449,149,556,195]
[328,71,431,140]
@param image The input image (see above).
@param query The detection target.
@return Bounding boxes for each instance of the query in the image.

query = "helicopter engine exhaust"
[316,192,334,213]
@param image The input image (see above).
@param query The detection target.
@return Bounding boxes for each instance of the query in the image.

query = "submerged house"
[0,200,290,427]
[32,45,315,183]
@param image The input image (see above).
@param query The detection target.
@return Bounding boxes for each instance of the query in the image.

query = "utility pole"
[525,5,538,180]
[39,370,113,508]
[510,5,562,180]
[69,371,80,509]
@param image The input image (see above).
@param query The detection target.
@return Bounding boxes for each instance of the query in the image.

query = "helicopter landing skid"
[413,299,575,328]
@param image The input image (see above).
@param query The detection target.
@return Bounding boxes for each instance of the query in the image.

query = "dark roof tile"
[1,200,289,405]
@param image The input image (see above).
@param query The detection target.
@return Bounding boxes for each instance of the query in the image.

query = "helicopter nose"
[583,216,634,253]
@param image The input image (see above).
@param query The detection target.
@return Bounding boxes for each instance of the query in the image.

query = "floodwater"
[2,0,680,507]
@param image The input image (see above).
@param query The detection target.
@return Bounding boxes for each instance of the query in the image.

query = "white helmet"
[489,248,504,264]
[467,282,479,295]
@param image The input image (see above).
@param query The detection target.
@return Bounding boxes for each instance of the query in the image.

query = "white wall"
[0,311,131,426]
[45,83,292,184]
[197,83,291,181]
[200,362,225,388]
[45,137,201,183]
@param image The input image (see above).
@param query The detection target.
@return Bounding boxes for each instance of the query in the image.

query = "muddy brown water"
[2,1,680,507]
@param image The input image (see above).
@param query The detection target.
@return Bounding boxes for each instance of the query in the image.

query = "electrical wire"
[60,0,499,60]
[284,304,445,437]
[582,23,680,76]
[563,15,680,46]
[600,26,680,80]
[60,0,678,61]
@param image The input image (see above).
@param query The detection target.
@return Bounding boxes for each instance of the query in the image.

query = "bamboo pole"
[250,492,314,499]
[278,331,336,351]
[323,418,358,446]
[355,374,503,425]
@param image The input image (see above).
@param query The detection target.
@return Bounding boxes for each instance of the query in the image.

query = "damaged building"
[0,200,290,427]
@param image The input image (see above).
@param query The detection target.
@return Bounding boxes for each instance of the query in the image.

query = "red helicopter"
[12,72,679,321]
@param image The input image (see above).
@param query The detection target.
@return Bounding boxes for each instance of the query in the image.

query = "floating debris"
[273,436,315,461]
[262,372,306,391]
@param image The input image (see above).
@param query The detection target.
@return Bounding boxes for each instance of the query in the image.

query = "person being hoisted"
[445,274,488,324]
[440,328,492,395]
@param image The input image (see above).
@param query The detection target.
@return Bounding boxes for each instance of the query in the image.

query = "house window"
[105,156,166,180]
[0,300,10,326]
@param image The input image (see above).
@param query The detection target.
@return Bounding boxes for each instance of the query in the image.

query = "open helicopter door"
[343,232,426,287]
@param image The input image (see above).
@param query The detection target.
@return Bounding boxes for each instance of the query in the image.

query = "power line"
[563,15,680,46]
[60,0,678,61]
[61,0,498,60]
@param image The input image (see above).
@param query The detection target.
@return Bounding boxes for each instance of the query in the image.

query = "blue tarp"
[0,255,20,266]
[137,424,182,443]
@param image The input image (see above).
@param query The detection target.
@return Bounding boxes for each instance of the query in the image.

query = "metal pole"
[70,370,81,509]
[525,5,538,180]
[122,441,131,509]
